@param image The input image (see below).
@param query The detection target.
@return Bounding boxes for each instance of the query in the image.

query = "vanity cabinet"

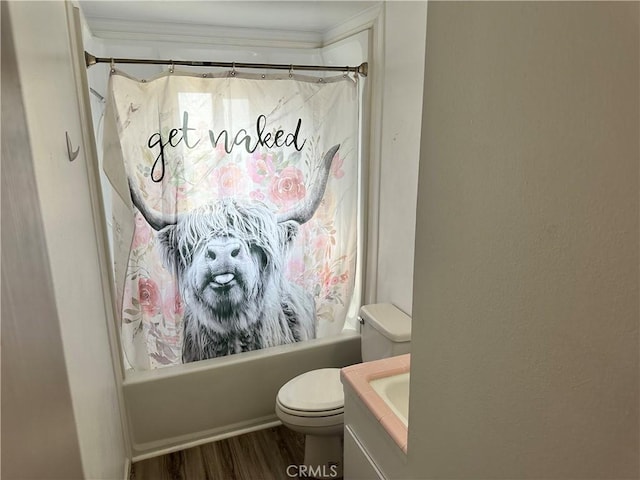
[344,425,385,480]
[342,387,409,480]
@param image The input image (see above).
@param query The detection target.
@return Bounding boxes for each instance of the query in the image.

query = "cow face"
[155,200,286,329]
[184,234,265,318]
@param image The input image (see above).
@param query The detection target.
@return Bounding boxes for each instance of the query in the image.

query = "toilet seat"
[276,398,344,430]
[276,368,344,414]
[276,368,345,435]
[276,398,344,418]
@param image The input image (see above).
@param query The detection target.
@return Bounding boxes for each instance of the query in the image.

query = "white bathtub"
[124,331,361,461]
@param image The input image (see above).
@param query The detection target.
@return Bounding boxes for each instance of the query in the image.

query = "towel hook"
[65,132,80,162]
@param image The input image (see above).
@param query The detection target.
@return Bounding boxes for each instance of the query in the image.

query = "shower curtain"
[103,68,359,370]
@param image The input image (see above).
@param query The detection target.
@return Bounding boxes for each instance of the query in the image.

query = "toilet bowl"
[275,304,412,478]
[275,368,344,478]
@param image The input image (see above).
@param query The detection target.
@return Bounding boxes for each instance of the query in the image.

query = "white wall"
[409,2,639,478]
[8,2,127,478]
[374,1,427,315]
[2,4,85,477]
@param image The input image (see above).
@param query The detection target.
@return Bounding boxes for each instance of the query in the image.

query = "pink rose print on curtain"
[132,212,152,249]
[162,287,184,323]
[247,151,274,183]
[269,166,306,207]
[330,152,345,179]
[138,277,161,316]
[212,164,247,197]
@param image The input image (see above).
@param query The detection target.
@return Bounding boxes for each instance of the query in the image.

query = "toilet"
[275,303,411,478]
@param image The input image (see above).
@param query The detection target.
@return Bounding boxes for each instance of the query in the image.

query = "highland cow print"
[129,146,339,362]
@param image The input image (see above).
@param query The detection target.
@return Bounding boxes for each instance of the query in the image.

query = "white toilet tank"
[359,304,411,362]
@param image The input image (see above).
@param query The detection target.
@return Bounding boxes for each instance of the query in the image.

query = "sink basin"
[369,372,410,426]
[341,353,410,454]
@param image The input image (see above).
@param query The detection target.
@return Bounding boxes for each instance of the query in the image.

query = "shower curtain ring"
[169,61,174,74]
[289,65,293,78]
[231,62,236,76]
[110,58,115,73]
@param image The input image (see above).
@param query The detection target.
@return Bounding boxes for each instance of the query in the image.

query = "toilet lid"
[277,368,344,412]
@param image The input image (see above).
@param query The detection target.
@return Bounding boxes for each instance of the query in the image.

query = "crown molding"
[322,2,383,46]
[84,16,324,49]
[82,2,383,51]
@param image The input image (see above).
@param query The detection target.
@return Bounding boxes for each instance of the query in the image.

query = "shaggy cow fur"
[160,200,315,362]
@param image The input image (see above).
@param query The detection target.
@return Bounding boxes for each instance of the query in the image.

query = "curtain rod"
[84,52,368,77]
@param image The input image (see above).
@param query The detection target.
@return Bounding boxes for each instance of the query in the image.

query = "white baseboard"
[131,419,282,463]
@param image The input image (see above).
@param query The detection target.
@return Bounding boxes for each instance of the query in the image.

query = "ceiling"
[79,1,379,37]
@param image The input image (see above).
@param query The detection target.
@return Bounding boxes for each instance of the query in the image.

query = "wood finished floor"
[130,426,306,480]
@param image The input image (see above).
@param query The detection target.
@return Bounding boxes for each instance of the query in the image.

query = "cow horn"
[128,178,179,231]
[276,144,340,225]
